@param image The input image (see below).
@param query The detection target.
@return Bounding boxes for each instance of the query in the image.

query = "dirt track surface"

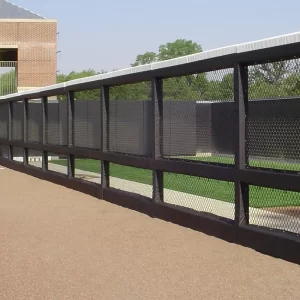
[0,167,300,300]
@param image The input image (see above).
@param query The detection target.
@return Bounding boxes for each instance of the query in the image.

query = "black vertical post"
[67,91,75,178]
[42,96,48,171]
[234,63,249,227]
[8,101,12,160]
[23,98,28,165]
[152,78,164,206]
[100,85,110,197]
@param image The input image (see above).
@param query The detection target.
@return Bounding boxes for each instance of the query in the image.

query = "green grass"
[51,158,300,208]
[178,155,300,172]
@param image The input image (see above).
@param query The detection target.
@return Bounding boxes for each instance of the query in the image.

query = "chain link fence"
[0,102,8,139]
[164,173,235,219]
[0,40,300,260]
[74,91,101,149]
[109,82,152,156]
[248,58,300,171]
[47,98,68,146]
[162,69,235,164]
[247,58,300,234]
[110,163,152,198]
[28,100,42,143]
[11,101,22,141]
[249,186,300,234]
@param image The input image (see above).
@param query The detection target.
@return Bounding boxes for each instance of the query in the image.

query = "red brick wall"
[0,20,57,89]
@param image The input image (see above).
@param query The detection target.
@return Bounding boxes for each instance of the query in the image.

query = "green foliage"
[248,61,300,99]
[0,70,17,96]
[131,52,157,67]
[220,73,234,100]
[284,73,300,96]
[249,62,287,85]
[248,69,300,99]
[131,39,202,68]
[52,158,300,208]
[163,77,198,100]
[110,82,151,100]
[56,40,300,102]
[57,69,104,100]
[158,39,202,61]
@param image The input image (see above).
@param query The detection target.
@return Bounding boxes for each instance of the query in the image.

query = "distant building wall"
[0,19,57,91]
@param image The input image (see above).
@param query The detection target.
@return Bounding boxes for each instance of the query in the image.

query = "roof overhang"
[0,19,56,22]
[0,45,18,49]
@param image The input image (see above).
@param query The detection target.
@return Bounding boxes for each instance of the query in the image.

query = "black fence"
[0,40,300,264]
[5,98,300,160]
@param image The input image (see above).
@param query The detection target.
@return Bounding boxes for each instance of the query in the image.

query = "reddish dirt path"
[0,167,299,300]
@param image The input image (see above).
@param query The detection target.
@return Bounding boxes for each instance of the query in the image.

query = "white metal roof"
[1,31,300,101]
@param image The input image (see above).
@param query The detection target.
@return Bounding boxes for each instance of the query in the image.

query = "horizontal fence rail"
[1,32,300,264]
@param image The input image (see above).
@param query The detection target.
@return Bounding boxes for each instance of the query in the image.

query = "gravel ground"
[0,167,300,300]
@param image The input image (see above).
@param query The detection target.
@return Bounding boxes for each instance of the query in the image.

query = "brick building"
[0,0,57,94]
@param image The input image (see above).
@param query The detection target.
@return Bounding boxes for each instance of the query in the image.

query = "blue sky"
[10,0,300,74]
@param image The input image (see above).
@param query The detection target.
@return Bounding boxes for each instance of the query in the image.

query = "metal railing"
[0,61,17,96]
[0,33,300,264]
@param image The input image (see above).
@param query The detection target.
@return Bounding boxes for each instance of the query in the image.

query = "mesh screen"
[108,82,151,156]
[0,103,8,139]
[164,173,235,219]
[11,102,23,141]
[47,156,101,181]
[249,185,300,234]
[28,101,42,143]
[28,149,42,168]
[0,145,9,158]
[74,99,101,149]
[47,153,68,175]
[47,99,67,146]
[12,146,23,162]
[162,69,234,164]
[74,158,100,183]
[110,163,152,198]
[248,59,300,171]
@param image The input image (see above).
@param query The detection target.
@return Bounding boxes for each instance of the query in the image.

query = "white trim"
[0,45,18,49]
[1,31,300,102]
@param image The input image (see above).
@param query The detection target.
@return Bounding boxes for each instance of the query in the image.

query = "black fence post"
[100,86,110,197]
[23,98,28,165]
[152,77,164,207]
[42,96,48,171]
[8,101,12,160]
[67,91,75,178]
[234,63,249,227]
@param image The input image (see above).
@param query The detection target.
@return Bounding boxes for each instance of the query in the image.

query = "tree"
[163,77,199,100]
[283,73,300,96]
[131,39,204,100]
[249,62,287,85]
[0,70,17,96]
[220,73,234,100]
[110,82,151,100]
[131,52,157,67]
[248,61,300,99]
[57,69,105,100]
[131,39,202,68]
[158,39,202,61]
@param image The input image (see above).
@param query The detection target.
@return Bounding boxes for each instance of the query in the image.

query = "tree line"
[1,39,300,100]
[57,39,300,101]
